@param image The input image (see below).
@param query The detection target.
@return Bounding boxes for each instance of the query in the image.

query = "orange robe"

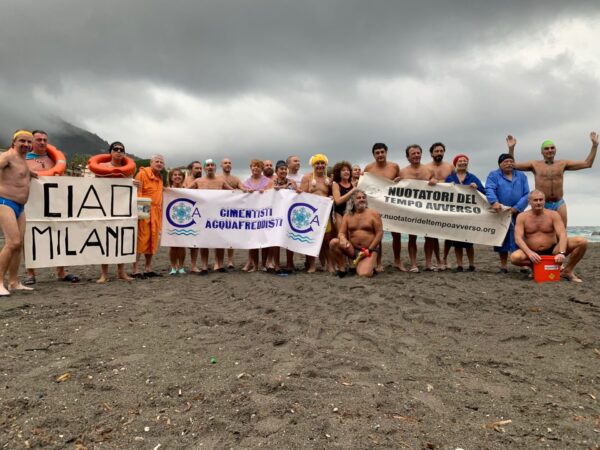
[135,167,163,255]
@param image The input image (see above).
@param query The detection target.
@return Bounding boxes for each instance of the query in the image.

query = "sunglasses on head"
[543,146,555,150]
[112,147,125,152]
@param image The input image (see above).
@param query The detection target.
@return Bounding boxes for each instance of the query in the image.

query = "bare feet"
[0,286,10,296]
[561,271,583,283]
[96,276,109,284]
[9,283,34,291]
[117,273,133,281]
[376,264,385,273]
[394,262,407,272]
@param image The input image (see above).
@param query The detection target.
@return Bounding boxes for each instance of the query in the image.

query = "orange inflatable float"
[88,154,137,177]
[37,144,67,176]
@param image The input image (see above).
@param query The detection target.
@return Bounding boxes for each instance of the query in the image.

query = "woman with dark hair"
[331,161,356,226]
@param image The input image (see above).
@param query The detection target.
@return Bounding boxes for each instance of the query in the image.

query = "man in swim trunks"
[506,132,598,225]
[364,143,402,272]
[301,153,333,273]
[511,190,587,282]
[426,142,455,270]
[220,158,242,268]
[24,130,79,284]
[329,190,383,278]
[400,145,438,272]
[182,160,203,272]
[0,130,38,297]
[191,159,234,273]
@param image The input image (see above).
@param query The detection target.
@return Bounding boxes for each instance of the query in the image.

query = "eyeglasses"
[112,147,125,153]
[543,146,555,150]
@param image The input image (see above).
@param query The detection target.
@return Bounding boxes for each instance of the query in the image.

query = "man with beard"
[24,130,79,284]
[506,132,598,226]
[286,155,302,184]
[364,143,402,272]
[183,161,202,188]
[263,160,275,180]
[220,157,242,268]
[510,190,587,282]
[329,190,383,278]
[0,131,37,296]
[426,142,455,271]
[183,160,203,271]
[191,159,234,273]
[301,153,333,273]
[400,145,437,272]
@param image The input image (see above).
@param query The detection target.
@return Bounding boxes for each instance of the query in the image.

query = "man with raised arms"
[511,190,587,282]
[329,190,383,278]
[286,155,302,184]
[300,153,333,273]
[400,144,437,272]
[191,159,234,273]
[220,157,242,268]
[426,142,454,270]
[506,132,598,225]
[0,130,37,297]
[364,143,402,272]
[24,130,79,284]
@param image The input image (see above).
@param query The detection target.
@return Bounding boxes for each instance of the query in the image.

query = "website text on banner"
[357,173,511,246]
[161,188,332,257]
[24,177,138,268]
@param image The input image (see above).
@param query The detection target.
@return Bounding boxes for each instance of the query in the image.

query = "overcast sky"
[1,0,599,225]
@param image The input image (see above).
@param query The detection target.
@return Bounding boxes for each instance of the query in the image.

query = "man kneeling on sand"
[511,190,587,282]
[329,190,383,278]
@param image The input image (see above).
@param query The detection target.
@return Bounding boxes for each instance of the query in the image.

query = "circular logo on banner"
[287,202,318,233]
[166,198,199,228]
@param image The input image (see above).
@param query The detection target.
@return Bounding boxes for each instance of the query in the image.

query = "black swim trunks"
[535,244,556,256]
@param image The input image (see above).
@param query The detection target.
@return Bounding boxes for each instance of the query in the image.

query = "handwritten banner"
[24,177,138,268]
[358,173,511,246]
[161,188,333,257]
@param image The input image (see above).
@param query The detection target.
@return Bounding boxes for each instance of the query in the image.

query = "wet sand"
[1,243,599,449]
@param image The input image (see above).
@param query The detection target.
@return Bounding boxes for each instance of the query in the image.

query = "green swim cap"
[541,140,555,150]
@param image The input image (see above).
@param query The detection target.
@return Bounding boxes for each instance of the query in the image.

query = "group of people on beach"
[0,129,597,296]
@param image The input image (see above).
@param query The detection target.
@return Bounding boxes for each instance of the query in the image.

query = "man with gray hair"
[329,190,383,278]
[132,154,165,278]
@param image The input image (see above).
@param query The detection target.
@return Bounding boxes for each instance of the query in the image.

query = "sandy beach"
[1,243,599,449]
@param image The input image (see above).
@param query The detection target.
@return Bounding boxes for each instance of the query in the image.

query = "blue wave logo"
[166,198,201,228]
[287,232,314,244]
[167,229,199,236]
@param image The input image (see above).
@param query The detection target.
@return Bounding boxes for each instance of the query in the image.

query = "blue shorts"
[545,198,565,211]
[0,197,24,218]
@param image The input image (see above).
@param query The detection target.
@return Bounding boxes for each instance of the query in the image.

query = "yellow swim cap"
[309,153,328,166]
[12,129,33,141]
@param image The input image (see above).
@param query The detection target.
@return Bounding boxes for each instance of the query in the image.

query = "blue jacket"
[445,171,485,194]
[485,168,529,212]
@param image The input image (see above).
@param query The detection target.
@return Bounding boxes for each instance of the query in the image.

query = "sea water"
[381,226,600,243]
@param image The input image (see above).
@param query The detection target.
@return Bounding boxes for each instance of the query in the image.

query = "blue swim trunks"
[545,198,565,211]
[0,197,24,218]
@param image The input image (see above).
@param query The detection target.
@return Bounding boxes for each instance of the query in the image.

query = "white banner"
[24,177,138,268]
[161,188,333,257]
[358,173,511,246]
